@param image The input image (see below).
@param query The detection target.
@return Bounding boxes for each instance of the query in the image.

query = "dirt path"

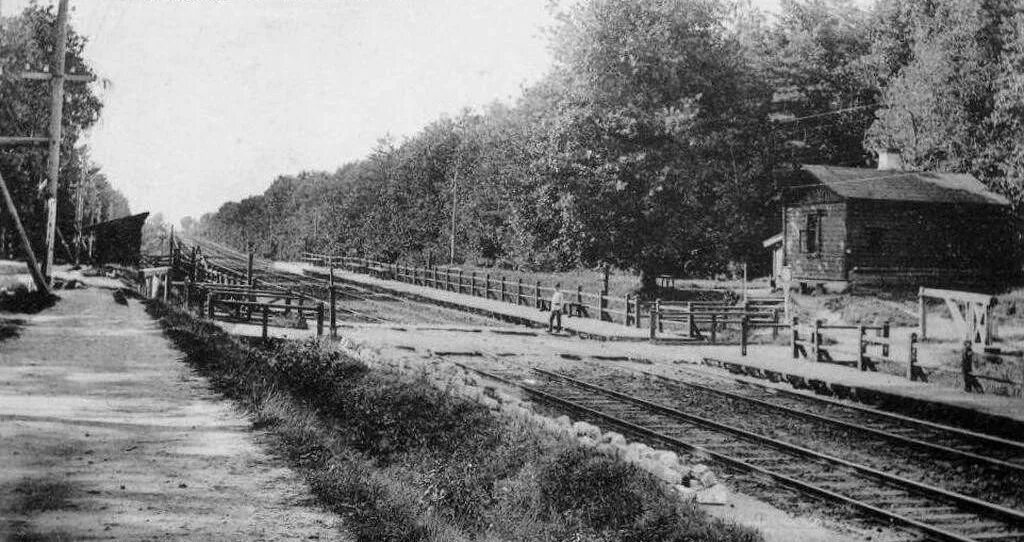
[0,277,349,541]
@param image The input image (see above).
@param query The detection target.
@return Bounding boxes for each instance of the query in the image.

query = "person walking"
[962,341,984,393]
[548,283,564,333]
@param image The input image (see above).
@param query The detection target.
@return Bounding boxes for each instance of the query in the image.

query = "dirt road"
[0,275,348,541]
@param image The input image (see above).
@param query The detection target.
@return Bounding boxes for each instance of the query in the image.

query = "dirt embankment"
[0,276,347,541]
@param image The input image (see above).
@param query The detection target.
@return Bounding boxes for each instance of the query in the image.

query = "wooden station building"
[765,157,1017,291]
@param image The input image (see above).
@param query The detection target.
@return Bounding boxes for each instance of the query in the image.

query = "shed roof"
[801,165,1010,206]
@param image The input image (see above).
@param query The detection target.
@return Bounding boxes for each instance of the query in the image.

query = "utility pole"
[449,169,458,265]
[0,0,93,285]
[73,160,87,265]
[42,0,70,282]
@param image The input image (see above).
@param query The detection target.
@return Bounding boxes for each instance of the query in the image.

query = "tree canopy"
[0,4,128,258]
[193,0,1024,285]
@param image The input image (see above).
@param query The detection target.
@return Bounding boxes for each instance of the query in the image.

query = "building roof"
[801,165,1010,206]
[83,212,150,232]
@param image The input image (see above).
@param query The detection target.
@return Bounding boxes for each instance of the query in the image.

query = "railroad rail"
[176,237,490,326]
[653,363,1024,476]
[459,359,1024,542]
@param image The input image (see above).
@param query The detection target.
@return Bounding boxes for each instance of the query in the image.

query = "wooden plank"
[139,266,172,277]
[922,287,995,306]
[0,136,49,146]
[0,171,50,295]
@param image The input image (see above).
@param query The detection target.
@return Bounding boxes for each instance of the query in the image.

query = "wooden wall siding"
[846,200,1016,272]
[785,202,847,280]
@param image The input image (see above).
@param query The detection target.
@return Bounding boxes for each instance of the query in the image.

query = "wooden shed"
[84,212,149,267]
[778,164,1017,291]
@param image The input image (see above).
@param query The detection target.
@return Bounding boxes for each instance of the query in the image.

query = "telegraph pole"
[42,0,70,281]
[73,158,87,265]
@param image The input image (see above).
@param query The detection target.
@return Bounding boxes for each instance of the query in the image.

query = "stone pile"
[333,339,728,505]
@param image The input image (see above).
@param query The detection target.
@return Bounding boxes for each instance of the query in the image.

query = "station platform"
[668,344,1024,429]
[267,262,1024,431]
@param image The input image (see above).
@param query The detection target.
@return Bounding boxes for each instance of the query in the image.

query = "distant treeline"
[190,0,1024,287]
[0,5,131,258]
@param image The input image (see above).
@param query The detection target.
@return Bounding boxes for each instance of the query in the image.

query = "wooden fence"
[653,300,784,343]
[150,245,338,339]
[302,252,650,328]
[790,319,923,381]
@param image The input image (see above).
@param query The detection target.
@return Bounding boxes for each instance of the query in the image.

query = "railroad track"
[460,359,1024,542]
[178,237,488,325]
[648,363,1024,476]
[177,237,386,322]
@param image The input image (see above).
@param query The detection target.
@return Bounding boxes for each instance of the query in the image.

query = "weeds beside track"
[145,299,762,542]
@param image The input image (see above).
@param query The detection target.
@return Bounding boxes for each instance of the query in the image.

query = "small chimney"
[877,148,904,171]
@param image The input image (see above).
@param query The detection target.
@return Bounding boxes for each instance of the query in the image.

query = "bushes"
[147,300,761,542]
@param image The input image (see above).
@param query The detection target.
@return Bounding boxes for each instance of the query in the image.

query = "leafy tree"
[540,0,776,285]
[0,5,126,259]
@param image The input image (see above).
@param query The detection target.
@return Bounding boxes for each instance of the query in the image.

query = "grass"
[146,300,762,542]
[0,284,58,314]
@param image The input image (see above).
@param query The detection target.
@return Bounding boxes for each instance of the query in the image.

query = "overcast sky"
[6,0,783,224]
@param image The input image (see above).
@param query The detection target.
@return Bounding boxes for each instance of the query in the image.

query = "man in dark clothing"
[962,341,983,393]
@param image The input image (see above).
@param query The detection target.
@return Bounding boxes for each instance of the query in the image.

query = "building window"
[803,213,822,253]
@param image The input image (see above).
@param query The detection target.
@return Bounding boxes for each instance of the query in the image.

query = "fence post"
[517,278,523,305]
[577,285,583,318]
[656,299,663,332]
[649,307,658,340]
[624,294,632,326]
[741,315,748,356]
[535,281,541,309]
[630,293,638,327]
[772,309,779,340]
[458,270,464,294]
[485,273,491,299]
[207,292,215,319]
[919,287,927,339]
[599,290,608,321]
[881,321,890,358]
[685,302,693,337]
[471,271,477,296]
[907,332,919,381]
[330,286,337,338]
[710,313,717,344]
[791,317,799,358]
[261,304,269,340]
[316,302,325,337]
[812,319,822,362]
[500,276,506,303]
[858,325,867,371]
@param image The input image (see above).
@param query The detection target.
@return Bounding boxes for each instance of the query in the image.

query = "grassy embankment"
[146,301,761,542]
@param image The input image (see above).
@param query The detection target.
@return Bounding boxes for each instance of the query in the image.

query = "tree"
[757,0,878,166]
[0,4,122,260]
[865,0,1012,173]
[541,0,776,286]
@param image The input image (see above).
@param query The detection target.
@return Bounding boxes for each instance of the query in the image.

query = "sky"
[5,0,784,224]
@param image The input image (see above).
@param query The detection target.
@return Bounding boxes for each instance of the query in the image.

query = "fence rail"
[301,251,645,327]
